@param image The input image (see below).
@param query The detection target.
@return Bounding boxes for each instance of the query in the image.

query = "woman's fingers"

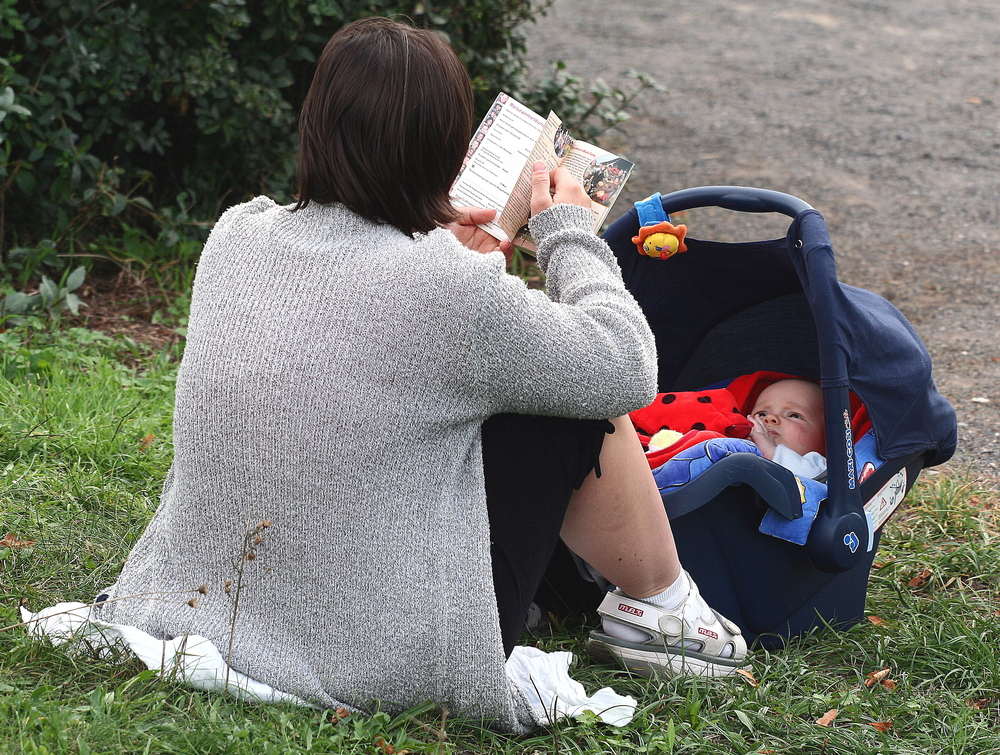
[452,206,497,226]
[529,161,553,216]
[551,167,592,209]
[530,163,592,217]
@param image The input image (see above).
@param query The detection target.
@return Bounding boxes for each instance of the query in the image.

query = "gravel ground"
[525,0,999,486]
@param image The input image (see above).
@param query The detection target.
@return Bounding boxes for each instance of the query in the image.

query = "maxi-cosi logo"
[843,531,860,553]
[843,409,856,489]
[618,603,643,617]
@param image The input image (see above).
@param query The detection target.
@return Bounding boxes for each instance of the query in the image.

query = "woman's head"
[295,18,473,234]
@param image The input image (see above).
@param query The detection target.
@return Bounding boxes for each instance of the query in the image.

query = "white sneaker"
[587,574,748,678]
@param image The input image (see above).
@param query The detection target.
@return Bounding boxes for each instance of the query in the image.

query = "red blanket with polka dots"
[630,371,872,470]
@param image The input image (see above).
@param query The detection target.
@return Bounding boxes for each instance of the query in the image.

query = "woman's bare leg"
[559,415,680,598]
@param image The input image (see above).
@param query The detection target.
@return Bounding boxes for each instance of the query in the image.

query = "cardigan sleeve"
[470,203,657,419]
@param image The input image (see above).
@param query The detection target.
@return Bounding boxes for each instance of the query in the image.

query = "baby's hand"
[747,414,777,459]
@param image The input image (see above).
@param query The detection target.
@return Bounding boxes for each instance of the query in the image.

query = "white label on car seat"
[864,468,907,538]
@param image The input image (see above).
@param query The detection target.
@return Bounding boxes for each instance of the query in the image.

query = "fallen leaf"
[374,736,395,754]
[872,561,887,569]
[867,615,887,626]
[881,679,898,691]
[815,708,839,726]
[869,721,893,732]
[0,534,37,549]
[139,433,156,451]
[736,668,759,687]
[966,698,989,710]
[966,96,983,104]
[329,707,350,722]
[865,668,892,687]
[907,568,932,588]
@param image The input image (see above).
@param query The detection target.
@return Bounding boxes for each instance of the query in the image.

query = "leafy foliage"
[1,264,85,325]
[0,0,659,284]
[520,64,665,140]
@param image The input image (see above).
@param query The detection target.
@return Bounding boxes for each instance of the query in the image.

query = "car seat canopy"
[789,211,956,466]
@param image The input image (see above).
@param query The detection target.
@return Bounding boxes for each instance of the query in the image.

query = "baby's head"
[750,379,825,456]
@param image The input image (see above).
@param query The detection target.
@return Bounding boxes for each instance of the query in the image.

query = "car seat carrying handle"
[658,186,813,217]
[791,209,869,573]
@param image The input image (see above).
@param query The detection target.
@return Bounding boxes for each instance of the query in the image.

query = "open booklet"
[449,92,635,252]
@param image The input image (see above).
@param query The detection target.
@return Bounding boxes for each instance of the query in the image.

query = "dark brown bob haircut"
[294,17,473,235]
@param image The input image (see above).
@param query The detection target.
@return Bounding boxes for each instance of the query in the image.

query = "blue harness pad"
[653,437,764,490]
[652,432,886,546]
[652,438,821,545]
[759,476,826,545]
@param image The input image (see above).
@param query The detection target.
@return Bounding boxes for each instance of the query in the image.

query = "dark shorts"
[482,413,613,657]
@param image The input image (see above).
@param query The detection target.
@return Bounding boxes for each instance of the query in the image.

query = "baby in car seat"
[747,378,826,479]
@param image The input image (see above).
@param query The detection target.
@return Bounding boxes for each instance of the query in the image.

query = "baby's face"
[751,380,825,456]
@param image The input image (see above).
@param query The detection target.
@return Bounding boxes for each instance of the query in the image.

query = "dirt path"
[526,0,999,485]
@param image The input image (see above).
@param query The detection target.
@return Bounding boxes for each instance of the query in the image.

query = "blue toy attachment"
[632,193,688,260]
[635,192,671,227]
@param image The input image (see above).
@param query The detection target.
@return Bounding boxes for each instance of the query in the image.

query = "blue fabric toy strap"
[634,193,670,227]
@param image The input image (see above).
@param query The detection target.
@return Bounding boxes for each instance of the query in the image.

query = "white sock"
[633,570,690,610]
[601,571,690,643]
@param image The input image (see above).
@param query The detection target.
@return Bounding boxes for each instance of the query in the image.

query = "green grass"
[1,323,998,754]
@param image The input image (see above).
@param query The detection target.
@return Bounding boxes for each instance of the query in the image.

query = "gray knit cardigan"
[101,197,657,732]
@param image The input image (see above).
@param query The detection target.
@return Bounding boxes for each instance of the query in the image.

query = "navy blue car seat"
[596,187,957,648]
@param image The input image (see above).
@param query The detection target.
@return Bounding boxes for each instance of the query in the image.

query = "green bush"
[0,264,85,326]
[0,0,657,281]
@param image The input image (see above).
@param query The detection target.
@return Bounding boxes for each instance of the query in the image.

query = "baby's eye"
[789,412,804,419]
[754,411,768,418]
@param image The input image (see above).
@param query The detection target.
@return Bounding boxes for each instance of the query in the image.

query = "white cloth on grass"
[504,646,636,727]
[20,603,636,728]
[21,602,307,706]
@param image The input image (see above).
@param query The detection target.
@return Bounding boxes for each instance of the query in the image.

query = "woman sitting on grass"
[98,17,746,732]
